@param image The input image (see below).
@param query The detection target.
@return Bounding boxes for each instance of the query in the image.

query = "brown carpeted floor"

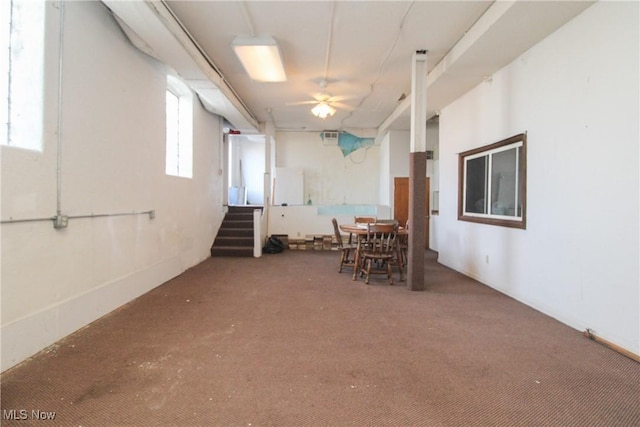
[1,250,639,426]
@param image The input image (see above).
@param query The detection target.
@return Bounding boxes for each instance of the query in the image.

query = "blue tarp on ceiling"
[334,131,374,156]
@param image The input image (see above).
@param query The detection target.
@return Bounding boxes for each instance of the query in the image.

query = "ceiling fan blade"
[329,94,358,103]
[285,100,318,106]
[333,101,355,111]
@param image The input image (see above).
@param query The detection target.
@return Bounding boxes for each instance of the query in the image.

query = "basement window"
[458,133,527,229]
[165,75,193,178]
[2,0,45,151]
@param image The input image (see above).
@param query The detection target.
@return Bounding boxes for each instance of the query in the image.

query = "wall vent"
[427,150,434,159]
[320,130,339,145]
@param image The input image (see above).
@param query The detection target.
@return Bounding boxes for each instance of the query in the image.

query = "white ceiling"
[108,1,595,135]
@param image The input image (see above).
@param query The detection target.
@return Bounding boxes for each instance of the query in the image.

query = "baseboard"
[1,256,184,373]
[584,329,640,363]
[436,254,639,361]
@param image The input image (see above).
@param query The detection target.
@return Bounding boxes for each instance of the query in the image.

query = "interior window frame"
[458,133,527,229]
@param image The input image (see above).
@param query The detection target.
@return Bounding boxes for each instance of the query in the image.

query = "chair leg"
[365,259,371,284]
[338,251,344,273]
[396,246,406,281]
[387,262,394,285]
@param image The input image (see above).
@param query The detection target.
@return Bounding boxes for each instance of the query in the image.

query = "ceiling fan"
[286,79,355,119]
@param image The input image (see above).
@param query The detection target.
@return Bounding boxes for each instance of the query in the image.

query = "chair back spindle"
[366,223,397,256]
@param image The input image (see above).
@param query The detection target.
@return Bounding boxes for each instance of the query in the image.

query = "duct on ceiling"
[101,0,259,134]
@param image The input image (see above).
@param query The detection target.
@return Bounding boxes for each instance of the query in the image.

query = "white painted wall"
[275,131,380,205]
[269,131,386,237]
[269,205,391,238]
[378,132,392,206]
[387,130,411,211]
[0,2,225,371]
[436,2,639,354]
[242,137,265,205]
[426,122,440,250]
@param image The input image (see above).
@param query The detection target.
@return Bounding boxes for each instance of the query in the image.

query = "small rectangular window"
[165,76,193,178]
[2,0,45,151]
[458,133,527,229]
[165,90,180,176]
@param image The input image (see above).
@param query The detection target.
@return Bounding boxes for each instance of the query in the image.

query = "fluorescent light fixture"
[311,102,336,119]
[232,35,286,82]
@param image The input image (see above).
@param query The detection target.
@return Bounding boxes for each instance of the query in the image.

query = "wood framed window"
[458,133,527,229]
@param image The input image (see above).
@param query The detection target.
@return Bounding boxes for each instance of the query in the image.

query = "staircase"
[210,206,261,257]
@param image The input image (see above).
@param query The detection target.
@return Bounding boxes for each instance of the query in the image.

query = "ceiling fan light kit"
[311,101,336,119]
[231,35,287,82]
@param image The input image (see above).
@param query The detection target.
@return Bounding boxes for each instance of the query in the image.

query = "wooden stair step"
[225,213,254,221]
[210,246,254,257]
[213,236,253,247]
[228,206,263,213]
[217,228,254,237]
[221,220,253,229]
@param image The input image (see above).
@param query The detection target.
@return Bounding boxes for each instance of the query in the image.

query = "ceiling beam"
[375,96,411,144]
[376,1,593,138]
[376,1,515,140]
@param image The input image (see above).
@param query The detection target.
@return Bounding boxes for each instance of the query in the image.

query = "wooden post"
[408,50,427,291]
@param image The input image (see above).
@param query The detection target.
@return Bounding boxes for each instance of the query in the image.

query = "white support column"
[408,50,428,291]
[411,51,428,153]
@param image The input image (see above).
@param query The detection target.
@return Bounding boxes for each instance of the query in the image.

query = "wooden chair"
[359,223,398,285]
[354,216,377,225]
[352,216,376,273]
[331,218,358,273]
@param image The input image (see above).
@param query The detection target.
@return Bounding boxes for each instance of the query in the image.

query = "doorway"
[393,177,430,248]
[228,134,265,206]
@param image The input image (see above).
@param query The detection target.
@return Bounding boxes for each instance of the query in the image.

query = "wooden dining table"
[339,224,407,281]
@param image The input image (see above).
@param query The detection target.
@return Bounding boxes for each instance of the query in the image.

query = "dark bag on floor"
[263,236,285,254]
